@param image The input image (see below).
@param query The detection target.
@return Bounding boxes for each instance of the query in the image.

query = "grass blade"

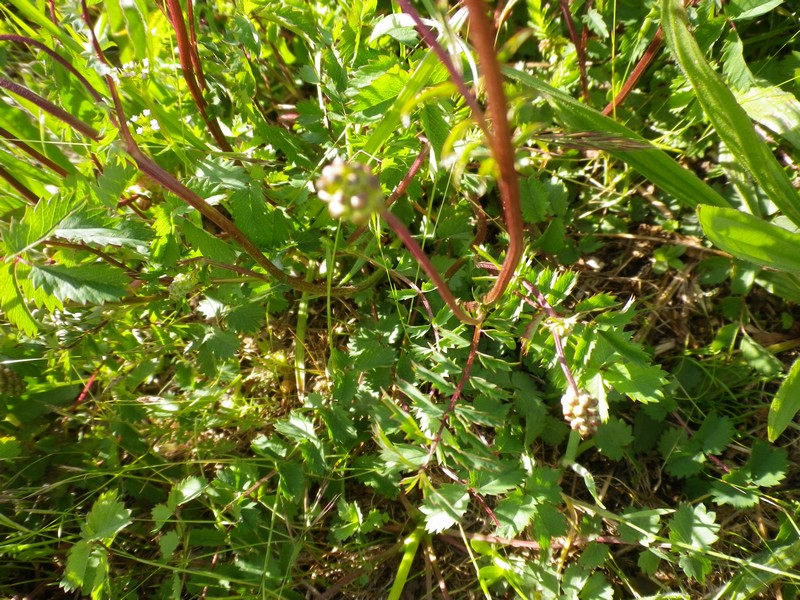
[504,67,729,210]
[661,0,800,224]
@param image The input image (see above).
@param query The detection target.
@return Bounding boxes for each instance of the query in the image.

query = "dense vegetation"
[1,0,800,597]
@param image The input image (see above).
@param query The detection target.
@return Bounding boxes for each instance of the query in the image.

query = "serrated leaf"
[181,218,239,263]
[0,262,38,336]
[30,263,129,304]
[618,509,665,545]
[81,490,132,542]
[605,361,666,403]
[472,463,525,496]
[152,503,173,532]
[229,186,292,251]
[55,210,153,249]
[695,412,733,455]
[158,530,181,561]
[768,357,800,441]
[711,476,759,508]
[494,491,539,537]
[4,193,83,255]
[60,540,92,592]
[744,440,788,487]
[594,417,633,461]
[169,476,207,507]
[669,503,720,551]
[679,552,713,583]
[420,483,469,533]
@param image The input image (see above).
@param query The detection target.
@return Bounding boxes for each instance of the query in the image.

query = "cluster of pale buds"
[315,158,384,225]
[561,388,600,437]
[168,272,200,300]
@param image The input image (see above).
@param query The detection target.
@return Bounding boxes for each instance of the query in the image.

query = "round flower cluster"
[561,388,600,437]
[0,364,26,396]
[315,159,384,225]
[169,272,200,300]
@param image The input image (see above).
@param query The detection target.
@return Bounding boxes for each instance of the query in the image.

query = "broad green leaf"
[737,85,800,151]
[419,483,469,533]
[727,0,784,21]
[698,205,800,273]
[504,67,730,210]
[662,0,800,224]
[81,490,133,542]
[679,552,713,583]
[769,357,800,441]
[30,263,129,304]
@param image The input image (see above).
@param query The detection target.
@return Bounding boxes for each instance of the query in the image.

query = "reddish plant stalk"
[603,28,664,116]
[0,126,69,177]
[558,0,590,102]
[0,35,104,102]
[381,210,481,325]
[0,78,100,140]
[463,0,523,305]
[0,164,38,205]
[164,0,232,152]
[397,0,488,135]
[186,0,208,91]
[424,323,482,463]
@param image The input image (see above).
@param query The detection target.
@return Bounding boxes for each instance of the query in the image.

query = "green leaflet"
[768,357,800,442]
[697,206,800,273]
[661,0,800,224]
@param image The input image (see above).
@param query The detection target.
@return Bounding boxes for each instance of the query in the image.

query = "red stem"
[0,78,100,141]
[425,323,482,463]
[381,210,481,325]
[558,0,590,102]
[0,35,104,102]
[0,164,38,205]
[164,0,232,152]
[0,126,69,177]
[603,28,664,116]
[463,0,523,305]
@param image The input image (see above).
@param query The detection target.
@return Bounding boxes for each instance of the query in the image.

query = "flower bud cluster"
[561,388,600,437]
[0,364,26,396]
[169,272,200,300]
[315,159,384,225]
